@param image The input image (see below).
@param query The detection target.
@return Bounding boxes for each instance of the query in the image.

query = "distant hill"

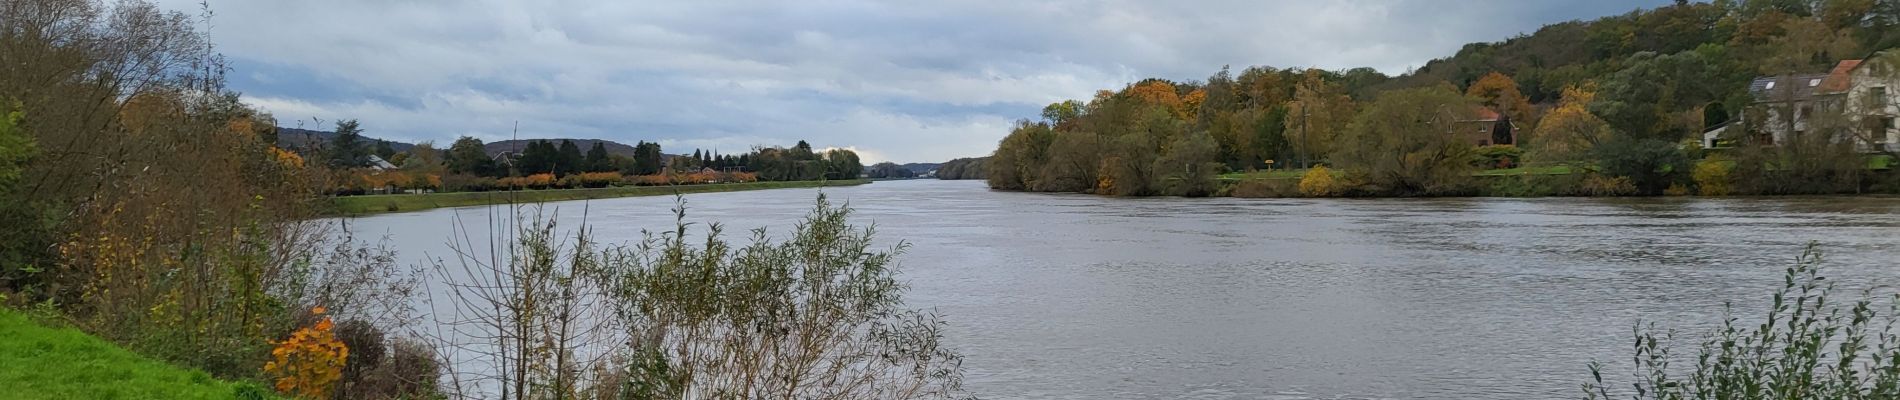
[483,139,640,158]
[276,127,414,153]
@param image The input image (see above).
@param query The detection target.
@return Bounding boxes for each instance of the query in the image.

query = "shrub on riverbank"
[1585,244,1900,400]
[427,196,968,398]
[1297,166,1340,197]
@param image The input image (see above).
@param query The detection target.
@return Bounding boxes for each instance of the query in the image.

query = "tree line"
[305,118,865,194]
[988,0,1900,197]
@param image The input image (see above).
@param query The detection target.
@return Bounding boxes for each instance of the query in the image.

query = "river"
[339,179,1900,399]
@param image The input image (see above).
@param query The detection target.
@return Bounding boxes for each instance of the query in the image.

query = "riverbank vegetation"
[1585,244,1900,399]
[0,0,943,398]
[934,157,988,180]
[986,1,1900,198]
[423,196,966,398]
[328,179,870,215]
[324,132,863,196]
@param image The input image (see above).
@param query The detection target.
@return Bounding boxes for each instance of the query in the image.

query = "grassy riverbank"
[0,309,266,399]
[327,179,872,215]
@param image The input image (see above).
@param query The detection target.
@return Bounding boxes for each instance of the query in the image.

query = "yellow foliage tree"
[1693,155,1733,196]
[1530,83,1609,162]
[1284,70,1355,167]
[1297,165,1340,197]
[265,307,349,399]
[1466,72,1536,124]
[1127,80,1186,118]
[1182,89,1208,120]
[271,148,305,169]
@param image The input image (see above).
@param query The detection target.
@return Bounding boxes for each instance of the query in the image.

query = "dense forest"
[935,157,988,180]
[987,0,1900,197]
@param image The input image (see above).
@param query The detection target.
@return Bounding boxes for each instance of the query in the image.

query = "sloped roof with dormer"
[1749,74,1831,102]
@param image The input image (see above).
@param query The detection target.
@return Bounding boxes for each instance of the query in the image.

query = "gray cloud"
[170,0,1663,163]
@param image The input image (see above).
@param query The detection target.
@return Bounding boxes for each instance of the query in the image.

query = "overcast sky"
[164,0,1669,163]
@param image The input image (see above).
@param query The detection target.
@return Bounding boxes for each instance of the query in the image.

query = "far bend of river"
[340,179,1900,400]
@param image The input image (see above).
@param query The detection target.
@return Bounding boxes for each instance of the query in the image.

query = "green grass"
[328,179,872,216]
[1221,165,1574,181]
[1219,168,1319,181]
[1472,165,1575,176]
[0,309,267,400]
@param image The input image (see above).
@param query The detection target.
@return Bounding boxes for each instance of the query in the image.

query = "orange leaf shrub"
[629,174,672,186]
[577,172,621,188]
[499,173,557,190]
[265,307,350,399]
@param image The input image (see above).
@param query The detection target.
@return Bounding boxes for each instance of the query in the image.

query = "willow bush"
[594,195,968,399]
[433,195,968,399]
[1584,244,1900,400]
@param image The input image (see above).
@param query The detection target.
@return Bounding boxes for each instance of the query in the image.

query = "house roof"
[1749,73,1831,102]
[1746,59,1867,101]
[1473,107,1502,121]
[366,154,398,170]
[1818,59,1862,93]
[1457,107,1504,123]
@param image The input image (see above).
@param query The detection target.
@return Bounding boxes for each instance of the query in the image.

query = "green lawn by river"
[0,309,267,399]
[329,179,872,215]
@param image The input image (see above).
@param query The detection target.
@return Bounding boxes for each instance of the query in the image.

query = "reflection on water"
[342,180,1900,400]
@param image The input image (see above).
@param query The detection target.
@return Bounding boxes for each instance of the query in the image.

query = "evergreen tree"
[556,140,583,176]
[632,141,663,175]
[373,140,397,160]
[325,119,368,168]
[516,140,557,175]
[584,142,611,172]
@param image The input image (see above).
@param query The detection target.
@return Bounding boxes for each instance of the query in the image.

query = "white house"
[1704,55,1900,153]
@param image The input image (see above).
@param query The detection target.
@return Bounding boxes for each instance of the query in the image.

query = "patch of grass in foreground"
[1472,165,1574,176]
[0,309,267,400]
[328,179,872,216]
[1219,168,1319,181]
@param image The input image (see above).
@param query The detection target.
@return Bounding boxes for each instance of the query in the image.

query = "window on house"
[1875,87,1889,108]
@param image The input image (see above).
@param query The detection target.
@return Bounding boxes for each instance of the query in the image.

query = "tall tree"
[373,140,397,160]
[446,136,495,176]
[1531,84,1611,162]
[823,149,862,179]
[1466,72,1537,125]
[325,119,368,168]
[515,140,557,175]
[1151,131,1224,197]
[1334,85,1477,195]
[1283,70,1355,168]
[583,142,611,172]
[403,140,444,174]
[631,141,663,175]
[556,140,583,176]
